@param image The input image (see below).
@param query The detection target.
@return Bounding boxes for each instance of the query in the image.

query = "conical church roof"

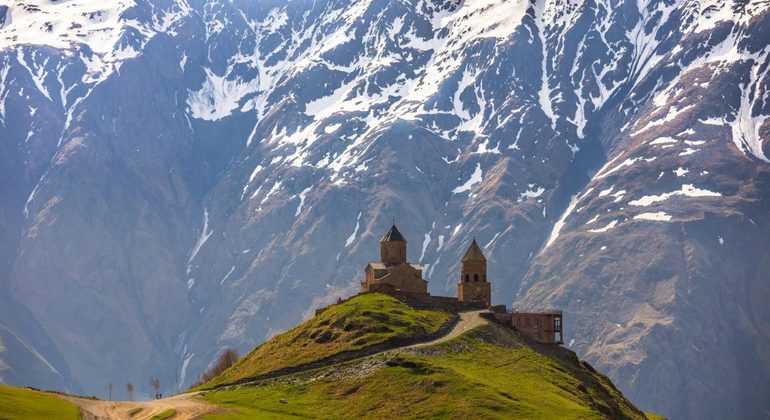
[381,224,406,242]
[462,239,486,261]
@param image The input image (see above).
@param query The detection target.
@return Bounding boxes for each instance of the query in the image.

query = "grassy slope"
[203,293,452,388]
[0,385,80,420]
[202,322,653,419]
[151,408,177,419]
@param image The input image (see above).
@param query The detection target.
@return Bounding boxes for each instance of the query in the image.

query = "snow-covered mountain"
[1,0,768,418]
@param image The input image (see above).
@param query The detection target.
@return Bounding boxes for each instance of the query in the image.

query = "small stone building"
[361,224,428,294]
[457,239,491,307]
[510,310,563,344]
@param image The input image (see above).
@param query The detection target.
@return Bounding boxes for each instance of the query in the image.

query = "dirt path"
[59,310,489,419]
[407,310,488,348]
[59,392,217,420]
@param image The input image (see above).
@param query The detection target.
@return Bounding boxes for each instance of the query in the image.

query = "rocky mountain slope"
[0,0,768,418]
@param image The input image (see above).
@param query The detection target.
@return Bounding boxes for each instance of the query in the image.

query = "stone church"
[361,224,491,307]
[361,224,428,295]
[355,224,563,345]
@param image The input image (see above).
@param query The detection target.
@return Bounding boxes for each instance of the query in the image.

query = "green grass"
[644,412,667,420]
[151,408,177,419]
[202,293,452,388]
[0,385,80,420]
[201,325,647,419]
[128,407,143,416]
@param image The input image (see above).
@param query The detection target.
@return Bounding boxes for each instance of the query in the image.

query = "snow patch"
[419,233,432,262]
[518,186,545,202]
[345,211,362,247]
[649,137,678,145]
[187,208,213,269]
[629,184,722,206]
[220,266,236,285]
[587,220,618,233]
[544,187,594,249]
[452,163,482,194]
[187,68,257,121]
[178,353,194,389]
[259,180,283,205]
[484,232,501,249]
[634,212,673,222]
[295,187,312,217]
[241,165,264,200]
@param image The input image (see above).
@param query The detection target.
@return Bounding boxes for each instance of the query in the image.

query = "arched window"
[474,273,479,282]
[483,274,487,282]
[464,274,470,283]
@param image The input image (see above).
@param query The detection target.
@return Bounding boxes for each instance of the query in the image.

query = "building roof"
[368,262,422,270]
[462,239,486,261]
[511,309,563,315]
[381,224,406,242]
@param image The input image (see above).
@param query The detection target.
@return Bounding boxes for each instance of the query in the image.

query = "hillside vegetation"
[199,293,654,419]
[0,293,660,419]
[201,293,452,388]
[0,385,80,420]
[202,322,650,419]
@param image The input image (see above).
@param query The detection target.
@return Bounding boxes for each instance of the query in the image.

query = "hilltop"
[195,293,654,419]
[201,293,453,388]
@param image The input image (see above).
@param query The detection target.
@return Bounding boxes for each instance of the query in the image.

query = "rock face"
[0,0,768,418]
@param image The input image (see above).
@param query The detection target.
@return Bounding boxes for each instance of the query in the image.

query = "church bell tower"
[457,239,491,307]
[380,224,407,266]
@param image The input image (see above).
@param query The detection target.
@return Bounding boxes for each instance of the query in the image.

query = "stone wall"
[315,289,486,316]
[510,312,563,344]
[481,310,564,345]
[365,288,486,312]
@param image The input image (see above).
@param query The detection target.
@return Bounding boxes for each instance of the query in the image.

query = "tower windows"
[464,274,470,283]
[474,273,479,282]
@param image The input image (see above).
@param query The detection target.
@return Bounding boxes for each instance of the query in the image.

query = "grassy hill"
[0,293,662,419]
[0,385,80,419]
[201,293,453,388]
[200,293,656,419]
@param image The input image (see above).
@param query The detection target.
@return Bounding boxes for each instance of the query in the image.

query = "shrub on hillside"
[192,348,239,388]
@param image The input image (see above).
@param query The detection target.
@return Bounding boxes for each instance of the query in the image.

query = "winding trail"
[60,310,489,419]
[407,310,487,348]
[60,392,217,420]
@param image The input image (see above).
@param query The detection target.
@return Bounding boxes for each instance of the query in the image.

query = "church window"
[464,274,470,283]
[474,274,479,282]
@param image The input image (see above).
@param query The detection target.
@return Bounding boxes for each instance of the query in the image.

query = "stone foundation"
[315,288,486,316]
